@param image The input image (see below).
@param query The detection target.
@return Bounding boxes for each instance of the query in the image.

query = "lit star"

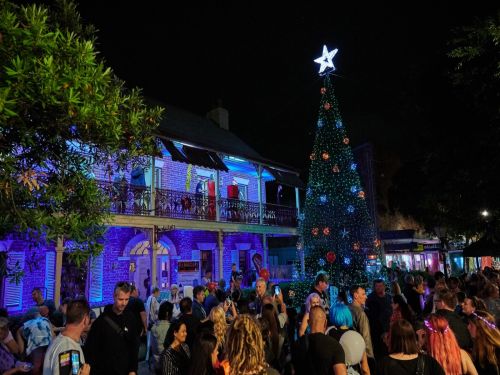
[341,228,349,238]
[314,45,338,75]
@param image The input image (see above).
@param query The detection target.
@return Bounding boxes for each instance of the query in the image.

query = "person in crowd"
[168,284,182,319]
[31,288,56,323]
[390,294,414,326]
[423,277,437,315]
[43,299,91,375]
[337,290,349,305]
[230,263,239,284]
[0,312,19,356]
[16,308,53,375]
[192,286,207,321]
[230,273,243,305]
[215,279,226,303]
[390,281,406,303]
[187,333,218,375]
[160,321,190,375]
[261,304,281,368]
[0,317,32,375]
[84,281,139,375]
[434,289,472,349]
[147,288,161,330]
[328,303,370,375]
[126,284,148,338]
[254,278,268,316]
[481,283,500,323]
[424,313,477,375]
[378,319,445,375]
[349,285,374,361]
[298,292,321,337]
[220,314,279,375]
[151,301,174,374]
[310,271,331,317]
[467,310,500,375]
[366,279,393,360]
[293,306,346,375]
[204,283,220,316]
[207,306,228,358]
[403,274,422,318]
[202,270,212,287]
[462,296,488,317]
[173,298,199,351]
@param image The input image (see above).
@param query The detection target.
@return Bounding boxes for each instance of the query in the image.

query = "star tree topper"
[314,45,338,76]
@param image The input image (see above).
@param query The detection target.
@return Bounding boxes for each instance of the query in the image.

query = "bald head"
[309,306,327,333]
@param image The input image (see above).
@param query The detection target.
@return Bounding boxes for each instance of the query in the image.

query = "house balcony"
[97,180,298,228]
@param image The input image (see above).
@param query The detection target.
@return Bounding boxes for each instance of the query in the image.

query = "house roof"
[150,101,305,188]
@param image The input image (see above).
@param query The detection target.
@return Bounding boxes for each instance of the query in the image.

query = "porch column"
[295,187,300,215]
[151,226,158,288]
[150,156,156,216]
[262,233,268,269]
[218,230,224,280]
[54,237,64,309]
[257,164,263,225]
[215,169,220,221]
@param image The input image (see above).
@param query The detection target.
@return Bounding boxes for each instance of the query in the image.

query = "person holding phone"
[43,299,91,375]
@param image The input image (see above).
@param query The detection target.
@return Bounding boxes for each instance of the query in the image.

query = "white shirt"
[43,333,85,375]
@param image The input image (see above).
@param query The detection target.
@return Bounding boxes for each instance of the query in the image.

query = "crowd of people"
[1,266,499,375]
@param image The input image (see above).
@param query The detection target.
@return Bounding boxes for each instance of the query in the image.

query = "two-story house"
[0,103,304,312]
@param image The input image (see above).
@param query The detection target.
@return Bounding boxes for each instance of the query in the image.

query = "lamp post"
[434,226,448,279]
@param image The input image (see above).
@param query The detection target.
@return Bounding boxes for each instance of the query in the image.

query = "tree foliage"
[0,0,163,266]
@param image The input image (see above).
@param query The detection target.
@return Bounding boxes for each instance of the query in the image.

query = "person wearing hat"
[203,282,219,316]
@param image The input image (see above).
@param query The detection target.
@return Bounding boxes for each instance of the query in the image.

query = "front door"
[200,250,213,280]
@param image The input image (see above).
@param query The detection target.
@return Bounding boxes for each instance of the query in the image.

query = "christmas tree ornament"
[319,258,326,267]
[332,164,340,173]
[358,191,365,199]
[317,119,324,128]
[343,137,350,145]
[320,87,327,94]
[322,152,330,160]
[314,45,338,75]
[310,153,316,160]
[324,102,331,110]
[319,195,327,204]
[336,120,343,128]
[312,227,319,236]
[347,205,354,213]
[350,163,357,170]
[326,251,336,263]
[353,242,361,251]
[323,227,330,236]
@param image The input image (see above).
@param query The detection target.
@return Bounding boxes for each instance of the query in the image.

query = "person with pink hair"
[423,314,478,375]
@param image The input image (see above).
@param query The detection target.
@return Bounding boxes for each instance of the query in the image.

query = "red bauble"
[332,164,340,173]
[259,268,270,282]
[323,227,330,236]
[312,227,319,236]
[353,242,361,251]
[320,87,327,94]
[310,153,316,161]
[322,152,330,160]
[324,103,331,110]
[343,137,350,145]
[358,191,365,199]
[326,251,336,263]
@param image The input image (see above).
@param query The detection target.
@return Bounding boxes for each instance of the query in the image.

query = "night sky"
[76,2,497,176]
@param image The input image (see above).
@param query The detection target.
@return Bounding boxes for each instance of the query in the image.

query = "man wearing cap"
[204,282,219,315]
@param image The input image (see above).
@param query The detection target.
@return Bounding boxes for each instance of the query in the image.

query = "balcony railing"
[97,180,297,227]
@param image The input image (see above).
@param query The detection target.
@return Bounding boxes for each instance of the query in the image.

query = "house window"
[237,184,248,201]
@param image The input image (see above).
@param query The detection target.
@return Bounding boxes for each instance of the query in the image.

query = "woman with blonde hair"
[424,314,478,375]
[208,306,229,353]
[298,292,321,337]
[467,310,500,375]
[220,315,278,375]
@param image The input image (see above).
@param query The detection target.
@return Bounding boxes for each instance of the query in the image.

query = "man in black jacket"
[84,282,139,375]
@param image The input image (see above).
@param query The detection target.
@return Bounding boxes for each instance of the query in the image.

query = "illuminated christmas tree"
[299,45,379,288]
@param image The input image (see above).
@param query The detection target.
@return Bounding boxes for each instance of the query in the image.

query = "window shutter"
[45,252,56,300]
[4,252,25,311]
[88,254,103,303]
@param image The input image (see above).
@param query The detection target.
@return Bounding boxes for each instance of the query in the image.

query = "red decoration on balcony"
[343,137,350,144]
[322,152,330,161]
[324,103,331,110]
[323,227,330,236]
[312,227,319,236]
[320,87,326,94]
[326,251,336,263]
[332,164,340,173]
[259,268,270,282]
[227,185,239,199]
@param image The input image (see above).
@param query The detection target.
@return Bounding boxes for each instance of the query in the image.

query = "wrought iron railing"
[97,180,297,227]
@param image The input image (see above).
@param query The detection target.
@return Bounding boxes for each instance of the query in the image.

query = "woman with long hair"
[378,319,444,375]
[424,314,477,375]
[220,315,278,375]
[160,321,190,375]
[261,303,281,367]
[151,301,173,373]
[467,310,500,375]
[187,333,219,375]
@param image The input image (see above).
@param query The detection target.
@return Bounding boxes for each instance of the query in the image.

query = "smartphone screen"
[274,286,280,295]
[71,352,80,375]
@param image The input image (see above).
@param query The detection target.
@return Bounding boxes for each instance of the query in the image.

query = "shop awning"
[265,167,305,189]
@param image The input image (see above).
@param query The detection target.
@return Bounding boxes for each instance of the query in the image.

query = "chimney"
[207,99,229,130]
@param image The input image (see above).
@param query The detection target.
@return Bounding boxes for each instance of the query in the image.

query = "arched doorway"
[124,233,177,296]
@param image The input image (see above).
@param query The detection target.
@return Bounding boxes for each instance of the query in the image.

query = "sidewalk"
[138,361,154,375]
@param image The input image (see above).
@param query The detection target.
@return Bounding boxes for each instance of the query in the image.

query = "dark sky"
[76,2,497,175]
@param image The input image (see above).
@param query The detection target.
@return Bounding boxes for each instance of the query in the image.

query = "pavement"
[138,361,154,375]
